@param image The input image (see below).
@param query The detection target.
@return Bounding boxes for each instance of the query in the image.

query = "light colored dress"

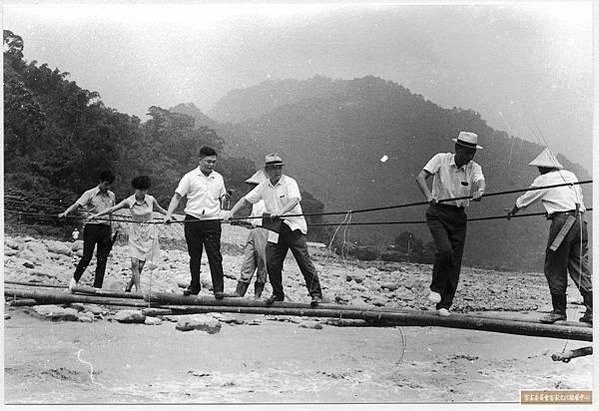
[126,194,159,261]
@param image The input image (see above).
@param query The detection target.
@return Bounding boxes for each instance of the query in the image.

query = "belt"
[548,210,582,219]
[434,202,464,210]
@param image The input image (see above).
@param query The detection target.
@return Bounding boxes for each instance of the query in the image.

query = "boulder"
[23,242,50,259]
[113,310,146,323]
[5,238,20,250]
[144,317,163,326]
[175,314,222,334]
[298,321,323,330]
[21,260,35,269]
[71,240,84,252]
[77,312,95,323]
[370,296,388,307]
[381,282,399,291]
[211,313,244,325]
[45,241,72,256]
[4,248,18,257]
[32,305,80,321]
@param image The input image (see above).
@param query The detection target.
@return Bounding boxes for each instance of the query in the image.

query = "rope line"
[4,180,592,225]
[5,207,591,227]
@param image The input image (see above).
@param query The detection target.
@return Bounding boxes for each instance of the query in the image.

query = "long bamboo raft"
[4,284,592,342]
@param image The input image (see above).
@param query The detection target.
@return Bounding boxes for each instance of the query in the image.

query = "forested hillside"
[3,30,326,240]
[193,76,593,271]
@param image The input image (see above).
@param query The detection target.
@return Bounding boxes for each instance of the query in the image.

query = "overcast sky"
[3,1,593,172]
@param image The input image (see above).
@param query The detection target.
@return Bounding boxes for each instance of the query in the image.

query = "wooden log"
[145,292,593,342]
[4,280,65,289]
[70,285,144,299]
[144,292,591,328]
[7,298,40,307]
[551,346,593,363]
[144,291,416,313]
[4,288,152,308]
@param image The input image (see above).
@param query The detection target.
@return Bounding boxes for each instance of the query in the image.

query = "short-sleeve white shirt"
[245,175,307,234]
[516,169,585,215]
[175,167,226,219]
[76,186,116,226]
[423,153,484,208]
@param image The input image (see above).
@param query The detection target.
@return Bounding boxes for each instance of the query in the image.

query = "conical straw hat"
[245,169,268,185]
[528,148,563,169]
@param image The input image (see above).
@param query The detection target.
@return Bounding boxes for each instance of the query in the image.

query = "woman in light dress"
[90,176,168,292]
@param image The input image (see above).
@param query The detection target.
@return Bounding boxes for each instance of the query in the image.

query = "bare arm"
[89,200,128,220]
[225,196,250,222]
[153,197,168,215]
[416,169,435,204]
[164,193,182,223]
[271,199,300,219]
[472,179,486,201]
[58,202,81,218]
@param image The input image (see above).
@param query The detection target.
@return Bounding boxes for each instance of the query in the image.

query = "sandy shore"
[3,224,594,405]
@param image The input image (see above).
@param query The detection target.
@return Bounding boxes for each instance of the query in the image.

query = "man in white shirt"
[164,146,228,299]
[227,154,323,306]
[416,132,485,316]
[507,148,592,324]
[58,170,116,290]
[233,169,270,298]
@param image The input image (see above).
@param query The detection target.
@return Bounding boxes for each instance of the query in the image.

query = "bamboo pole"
[143,291,418,312]
[7,298,40,306]
[4,288,152,308]
[70,285,144,299]
[5,280,65,289]
[145,292,592,342]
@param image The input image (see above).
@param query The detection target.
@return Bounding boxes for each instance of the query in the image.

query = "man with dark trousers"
[164,146,228,299]
[507,148,592,324]
[227,154,323,306]
[416,132,485,316]
[59,170,116,291]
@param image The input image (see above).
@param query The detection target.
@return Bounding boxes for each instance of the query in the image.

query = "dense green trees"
[4,30,326,241]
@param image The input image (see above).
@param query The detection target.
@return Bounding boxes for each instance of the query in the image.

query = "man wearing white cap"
[231,169,269,298]
[227,153,323,306]
[416,131,485,316]
[507,148,592,324]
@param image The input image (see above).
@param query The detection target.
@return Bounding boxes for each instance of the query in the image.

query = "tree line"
[3,30,327,241]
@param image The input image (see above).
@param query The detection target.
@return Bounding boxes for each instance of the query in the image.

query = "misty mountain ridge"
[172,75,591,272]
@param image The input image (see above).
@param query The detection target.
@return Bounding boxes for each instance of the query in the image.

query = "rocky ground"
[3,223,594,405]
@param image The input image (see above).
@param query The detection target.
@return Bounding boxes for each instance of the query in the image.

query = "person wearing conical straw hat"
[507,148,592,324]
[226,153,323,306]
[232,169,270,299]
[416,132,486,317]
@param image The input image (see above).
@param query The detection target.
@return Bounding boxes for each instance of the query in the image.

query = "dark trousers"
[184,216,224,294]
[73,224,112,288]
[266,223,322,300]
[545,214,592,313]
[426,203,467,310]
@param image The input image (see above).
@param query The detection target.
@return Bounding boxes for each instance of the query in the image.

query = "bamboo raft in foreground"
[4,286,593,342]
[144,291,592,342]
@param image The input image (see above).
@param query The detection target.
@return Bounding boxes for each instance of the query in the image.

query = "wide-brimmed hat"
[245,169,268,185]
[528,148,563,169]
[452,131,482,150]
[264,153,284,167]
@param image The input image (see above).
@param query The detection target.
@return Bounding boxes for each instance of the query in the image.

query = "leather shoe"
[214,292,224,300]
[265,295,283,305]
[540,311,567,324]
[183,287,200,296]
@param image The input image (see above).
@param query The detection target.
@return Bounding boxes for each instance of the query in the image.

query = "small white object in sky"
[380,155,388,162]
